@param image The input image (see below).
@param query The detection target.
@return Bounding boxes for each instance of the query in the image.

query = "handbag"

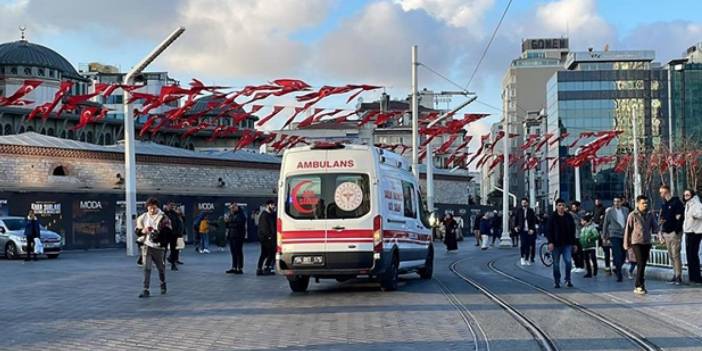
[176,237,186,250]
[33,238,44,254]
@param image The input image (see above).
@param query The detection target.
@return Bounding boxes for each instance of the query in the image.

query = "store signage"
[32,202,61,214]
[80,201,103,210]
[198,202,215,211]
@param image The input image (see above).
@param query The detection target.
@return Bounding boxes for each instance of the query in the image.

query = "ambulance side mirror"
[428,212,441,228]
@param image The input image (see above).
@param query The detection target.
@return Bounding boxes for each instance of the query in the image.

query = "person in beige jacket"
[623,195,659,295]
[683,189,702,284]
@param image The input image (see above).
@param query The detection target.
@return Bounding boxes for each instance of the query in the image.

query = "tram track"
[433,277,491,351]
[448,259,559,351]
[485,258,664,351]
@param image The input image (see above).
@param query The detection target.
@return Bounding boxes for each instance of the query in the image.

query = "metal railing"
[596,234,700,269]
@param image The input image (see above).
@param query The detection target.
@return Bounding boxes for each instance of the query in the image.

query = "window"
[402,181,416,219]
[24,67,32,75]
[10,67,17,74]
[417,190,431,228]
[38,68,45,76]
[52,166,67,176]
[285,173,370,220]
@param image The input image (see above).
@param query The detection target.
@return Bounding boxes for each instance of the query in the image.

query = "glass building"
[669,42,702,191]
[547,50,668,206]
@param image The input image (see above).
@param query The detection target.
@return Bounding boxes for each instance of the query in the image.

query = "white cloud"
[622,21,702,62]
[163,0,331,81]
[394,0,495,30]
[534,0,615,49]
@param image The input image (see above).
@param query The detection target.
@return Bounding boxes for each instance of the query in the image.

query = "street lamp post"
[124,27,185,256]
[500,113,512,247]
[411,45,419,180]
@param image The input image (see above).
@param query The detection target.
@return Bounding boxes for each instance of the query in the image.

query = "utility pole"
[528,152,536,207]
[411,45,420,180]
[632,109,642,198]
[124,27,185,256]
[574,147,582,202]
[667,65,675,195]
[500,113,512,247]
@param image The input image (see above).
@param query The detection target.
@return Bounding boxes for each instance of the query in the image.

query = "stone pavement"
[0,243,472,351]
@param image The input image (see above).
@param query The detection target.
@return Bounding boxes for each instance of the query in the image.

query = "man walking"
[225,203,247,274]
[515,198,538,265]
[624,195,659,295]
[163,202,183,271]
[547,199,577,288]
[658,185,685,285]
[602,196,630,282]
[592,198,610,273]
[136,198,172,298]
[257,200,277,276]
[24,209,41,262]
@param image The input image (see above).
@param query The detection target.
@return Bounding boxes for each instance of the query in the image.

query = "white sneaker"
[571,267,578,272]
[203,249,210,254]
[526,261,532,266]
[520,258,527,266]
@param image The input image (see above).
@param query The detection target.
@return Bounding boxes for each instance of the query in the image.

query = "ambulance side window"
[401,181,416,219]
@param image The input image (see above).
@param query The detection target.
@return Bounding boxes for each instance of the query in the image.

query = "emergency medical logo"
[334,182,363,212]
[290,180,320,214]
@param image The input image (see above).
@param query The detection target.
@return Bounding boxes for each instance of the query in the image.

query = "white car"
[0,217,63,260]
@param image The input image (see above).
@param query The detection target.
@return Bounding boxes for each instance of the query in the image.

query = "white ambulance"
[276,143,436,292]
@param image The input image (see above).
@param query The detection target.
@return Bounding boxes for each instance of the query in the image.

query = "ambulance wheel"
[288,276,310,293]
[418,247,434,280]
[380,255,399,291]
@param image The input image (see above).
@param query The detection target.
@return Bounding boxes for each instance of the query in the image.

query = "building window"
[105,134,113,145]
[60,130,66,138]
[49,70,55,77]
[38,68,45,76]
[68,130,75,139]
[52,166,67,176]
[26,126,34,132]
[4,125,12,135]
[10,67,17,74]
[87,131,94,143]
[80,132,86,142]
[23,67,32,75]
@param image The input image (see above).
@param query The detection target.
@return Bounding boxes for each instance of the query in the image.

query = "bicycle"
[539,242,553,267]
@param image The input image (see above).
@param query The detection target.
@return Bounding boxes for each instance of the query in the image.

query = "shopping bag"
[33,238,44,254]
[176,237,186,250]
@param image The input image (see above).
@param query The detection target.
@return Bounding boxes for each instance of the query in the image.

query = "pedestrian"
[682,189,702,284]
[623,195,659,295]
[570,201,586,272]
[580,214,599,278]
[193,212,205,253]
[455,214,465,241]
[515,198,538,266]
[443,213,458,252]
[592,198,610,274]
[479,212,493,250]
[473,212,482,247]
[225,203,247,274]
[198,213,211,254]
[175,208,185,264]
[163,202,183,271]
[658,185,685,285]
[248,208,259,242]
[136,198,172,298]
[547,198,577,288]
[602,195,630,282]
[491,210,502,246]
[257,200,277,276]
[24,209,41,262]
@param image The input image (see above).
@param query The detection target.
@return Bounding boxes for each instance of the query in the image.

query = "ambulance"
[276,143,436,292]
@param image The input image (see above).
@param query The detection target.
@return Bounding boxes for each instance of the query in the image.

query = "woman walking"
[683,189,702,284]
[443,213,458,252]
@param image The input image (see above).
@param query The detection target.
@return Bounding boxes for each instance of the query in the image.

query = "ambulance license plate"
[293,255,324,265]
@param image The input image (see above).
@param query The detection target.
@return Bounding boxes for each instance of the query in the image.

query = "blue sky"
[0,0,700,133]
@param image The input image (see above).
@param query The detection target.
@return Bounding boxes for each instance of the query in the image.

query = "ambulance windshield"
[285,174,370,220]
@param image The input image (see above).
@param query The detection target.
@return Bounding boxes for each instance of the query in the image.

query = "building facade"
[547,49,668,206]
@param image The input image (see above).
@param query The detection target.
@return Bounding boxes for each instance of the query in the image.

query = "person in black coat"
[473,212,483,247]
[225,203,247,274]
[24,209,41,261]
[257,200,277,275]
[547,198,578,288]
[443,213,458,252]
[514,198,538,265]
[163,202,183,271]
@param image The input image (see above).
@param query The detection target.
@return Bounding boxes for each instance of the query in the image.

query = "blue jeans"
[610,237,625,280]
[551,245,573,284]
[199,233,209,250]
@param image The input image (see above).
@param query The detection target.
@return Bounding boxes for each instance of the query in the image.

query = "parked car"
[0,216,63,259]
